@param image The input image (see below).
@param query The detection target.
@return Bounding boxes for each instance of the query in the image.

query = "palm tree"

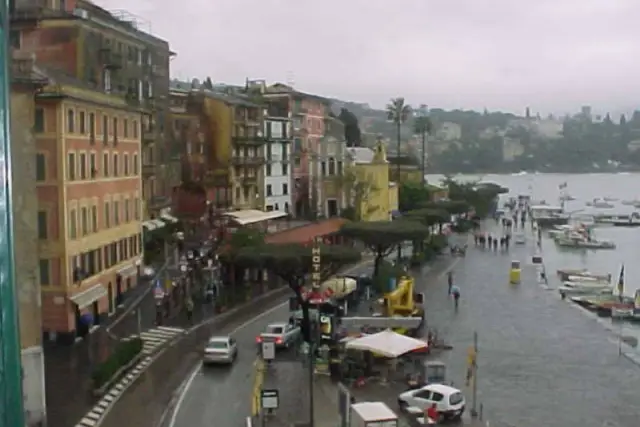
[413,109,433,185]
[386,98,412,182]
[386,98,411,263]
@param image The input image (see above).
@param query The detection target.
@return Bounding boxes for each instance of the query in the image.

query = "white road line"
[158,326,185,333]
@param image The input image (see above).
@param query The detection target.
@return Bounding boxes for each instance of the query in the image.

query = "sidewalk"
[44,261,171,427]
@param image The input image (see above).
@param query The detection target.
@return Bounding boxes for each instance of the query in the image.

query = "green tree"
[338,108,362,147]
[399,182,432,212]
[413,111,433,182]
[340,220,429,278]
[333,168,378,221]
[405,208,449,229]
[386,97,412,158]
[223,243,361,342]
[222,228,266,292]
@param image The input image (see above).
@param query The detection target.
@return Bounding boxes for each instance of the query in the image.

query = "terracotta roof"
[265,218,347,244]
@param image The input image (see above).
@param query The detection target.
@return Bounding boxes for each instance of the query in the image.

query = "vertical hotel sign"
[311,236,322,291]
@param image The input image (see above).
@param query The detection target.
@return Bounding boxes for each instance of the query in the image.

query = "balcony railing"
[231,156,265,166]
[233,136,265,146]
[100,49,123,69]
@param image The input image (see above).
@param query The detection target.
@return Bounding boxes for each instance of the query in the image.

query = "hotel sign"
[311,236,322,290]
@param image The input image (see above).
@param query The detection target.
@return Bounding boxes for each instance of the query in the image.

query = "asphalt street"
[169,260,375,427]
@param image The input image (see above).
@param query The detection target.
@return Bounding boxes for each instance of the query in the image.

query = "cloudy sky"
[97,0,639,115]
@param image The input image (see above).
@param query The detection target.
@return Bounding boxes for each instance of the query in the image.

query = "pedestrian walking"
[451,285,461,310]
[426,403,439,424]
[447,271,453,294]
[185,297,194,324]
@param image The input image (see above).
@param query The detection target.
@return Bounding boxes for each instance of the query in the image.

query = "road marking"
[251,359,265,416]
[168,258,374,427]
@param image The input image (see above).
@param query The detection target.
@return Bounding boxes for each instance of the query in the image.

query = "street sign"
[260,389,279,410]
[153,279,165,300]
[261,341,276,361]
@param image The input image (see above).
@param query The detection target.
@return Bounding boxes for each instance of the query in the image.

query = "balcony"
[292,104,307,116]
[142,163,155,176]
[240,176,258,186]
[100,48,123,69]
[11,6,74,25]
[232,135,266,146]
[142,127,155,144]
[231,156,265,166]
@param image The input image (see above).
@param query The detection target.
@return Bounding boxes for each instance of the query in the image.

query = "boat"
[621,199,640,206]
[553,226,616,249]
[556,269,611,282]
[585,198,614,209]
[548,224,574,238]
[594,213,634,224]
[530,205,569,228]
[559,281,613,297]
[570,294,635,316]
[612,218,640,227]
[559,194,576,202]
[603,197,618,202]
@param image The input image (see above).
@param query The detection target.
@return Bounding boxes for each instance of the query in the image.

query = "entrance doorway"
[327,199,338,217]
[92,301,100,326]
[107,282,114,314]
[116,275,123,306]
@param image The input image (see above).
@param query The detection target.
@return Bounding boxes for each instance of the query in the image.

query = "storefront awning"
[117,264,138,278]
[224,209,288,226]
[143,220,157,231]
[161,212,179,223]
[70,284,107,309]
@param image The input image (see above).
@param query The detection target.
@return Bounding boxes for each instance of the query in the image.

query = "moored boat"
[556,269,611,282]
[531,205,569,228]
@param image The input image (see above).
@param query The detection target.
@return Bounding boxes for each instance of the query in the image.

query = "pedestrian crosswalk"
[122,326,185,355]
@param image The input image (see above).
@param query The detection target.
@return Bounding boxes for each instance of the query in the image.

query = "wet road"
[170,261,375,427]
[425,225,640,427]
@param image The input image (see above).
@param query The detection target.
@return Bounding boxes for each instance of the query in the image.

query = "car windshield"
[449,392,463,405]
[208,340,228,349]
[267,326,284,334]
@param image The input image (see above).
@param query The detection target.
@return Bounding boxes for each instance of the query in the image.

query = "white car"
[398,384,465,421]
[203,336,237,365]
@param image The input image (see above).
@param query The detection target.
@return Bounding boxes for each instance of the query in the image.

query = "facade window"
[91,205,98,232]
[282,163,288,176]
[321,161,326,176]
[79,111,86,134]
[36,153,46,181]
[69,208,77,239]
[39,260,50,286]
[90,153,97,178]
[113,154,119,176]
[282,183,288,195]
[266,184,273,196]
[79,153,87,179]
[81,207,88,235]
[67,153,76,180]
[89,113,96,143]
[328,158,336,175]
[113,117,118,144]
[133,153,138,174]
[34,108,45,132]
[102,115,109,145]
[134,197,140,220]
[124,199,130,222]
[266,164,272,176]
[123,119,129,138]
[113,201,120,225]
[67,109,75,133]
[103,152,109,177]
[124,154,129,175]
[104,201,111,228]
[133,120,139,139]
[37,210,47,239]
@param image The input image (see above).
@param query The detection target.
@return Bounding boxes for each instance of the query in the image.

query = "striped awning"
[70,284,107,309]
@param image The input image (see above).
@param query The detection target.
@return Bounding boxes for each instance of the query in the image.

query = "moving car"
[397,383,465,421]
[203,335,237,365]
[256,323,301,349]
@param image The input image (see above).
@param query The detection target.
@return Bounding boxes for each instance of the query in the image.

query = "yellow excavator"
[381,275,424,336]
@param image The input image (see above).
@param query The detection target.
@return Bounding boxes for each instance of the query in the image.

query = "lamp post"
[0,1,26,424]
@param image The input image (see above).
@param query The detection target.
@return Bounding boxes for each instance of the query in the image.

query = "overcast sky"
[97,0,639,115]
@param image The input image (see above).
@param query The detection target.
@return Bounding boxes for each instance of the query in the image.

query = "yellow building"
[345,143,395,222]
[204,93,265,209]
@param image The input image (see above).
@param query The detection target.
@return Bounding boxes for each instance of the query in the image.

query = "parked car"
[256,323,301,349]
[397,384,465,421]
[203,335,237,365]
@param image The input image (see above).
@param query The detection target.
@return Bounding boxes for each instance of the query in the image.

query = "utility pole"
[470,331,479,417]
[0,0,27,425]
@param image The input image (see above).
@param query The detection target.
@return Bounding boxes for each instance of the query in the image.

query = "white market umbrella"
[345,329,428,358]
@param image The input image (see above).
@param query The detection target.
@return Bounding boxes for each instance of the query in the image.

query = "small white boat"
[556,237,616,249]
[585,198,614,209]
[556,269,611,282]
[621,199,640,206]
[566,275,610,284]
[603,197,618,202]
[558,281,613,297]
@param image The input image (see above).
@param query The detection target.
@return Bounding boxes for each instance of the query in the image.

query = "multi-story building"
[28,68,144,343]
[11,0,178,220]
[205,92,265,209]
[260,84,329,218]
[263,98,292,213]
[319,116,347,217]
[10,53,48,427]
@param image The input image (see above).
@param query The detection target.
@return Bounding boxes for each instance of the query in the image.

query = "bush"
[92,338,143,389]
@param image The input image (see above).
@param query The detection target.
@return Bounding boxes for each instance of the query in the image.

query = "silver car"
[203,336,237,365]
